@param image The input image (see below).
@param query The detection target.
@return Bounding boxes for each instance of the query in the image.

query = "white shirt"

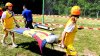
[1,11,14,19]
[64,23,75,32]
[1,12,6,19]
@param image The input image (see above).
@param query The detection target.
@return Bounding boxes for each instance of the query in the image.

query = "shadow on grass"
[17,41,66,56]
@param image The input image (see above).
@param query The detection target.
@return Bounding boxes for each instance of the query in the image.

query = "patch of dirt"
[83,48,97,56]
[74,37,79,41]
[54,44,97,56]
[0,34,3,40]
[53,45,66,52]
[16,53,27,56]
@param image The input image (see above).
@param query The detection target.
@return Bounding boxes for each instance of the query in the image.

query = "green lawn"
[0,15,100,56]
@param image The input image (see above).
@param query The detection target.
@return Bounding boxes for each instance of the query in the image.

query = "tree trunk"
[84,9,86,17]
[96,11,99,18]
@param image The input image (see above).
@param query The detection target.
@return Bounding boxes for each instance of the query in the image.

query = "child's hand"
[3,27,6,31]
[61,44,65,48]
[16,24,20,28]
[58,43,65,48]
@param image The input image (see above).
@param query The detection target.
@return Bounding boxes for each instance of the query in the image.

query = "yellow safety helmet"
[0,7,2,10]
[71,6,81,15]
[5,2,13,7]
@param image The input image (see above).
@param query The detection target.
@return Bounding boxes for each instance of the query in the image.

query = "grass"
[0,15,100,56]
[75,30,100,55]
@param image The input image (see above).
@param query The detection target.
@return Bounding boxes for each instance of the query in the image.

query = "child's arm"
[60,31,67,48]
[1,12,6,29]
[22,16,26,25]
[22,11,27,25]
[1,18,4,28]
[13,17,20,28]
[12,11,20,28]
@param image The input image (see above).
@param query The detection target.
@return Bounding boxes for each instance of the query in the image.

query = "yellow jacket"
[3,11,14,29]
[64,18,78,46]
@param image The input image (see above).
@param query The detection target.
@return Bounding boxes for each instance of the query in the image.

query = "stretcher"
[13,28,58,54]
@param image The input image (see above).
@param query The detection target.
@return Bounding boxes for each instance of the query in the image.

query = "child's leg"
[59,31,66,48]
[66,45,77,56]
[1,30,8,46]
[29,21,34,29]
[10,32,15,44]
[10,32,17,47]
[25,22,28,28]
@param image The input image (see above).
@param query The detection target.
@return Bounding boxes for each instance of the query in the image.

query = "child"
[60,6,81,56]
[22,5,34,29]
[1,2,20,47]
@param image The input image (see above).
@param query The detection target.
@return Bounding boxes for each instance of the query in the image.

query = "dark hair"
[23,4,28,8]
[71,15,79,18]
[2,7,7,11]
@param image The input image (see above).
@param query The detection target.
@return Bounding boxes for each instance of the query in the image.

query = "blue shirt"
[22,9,33,22]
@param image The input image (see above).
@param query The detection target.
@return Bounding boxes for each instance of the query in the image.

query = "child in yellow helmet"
[1,2,20,47]
[60,6,81,56]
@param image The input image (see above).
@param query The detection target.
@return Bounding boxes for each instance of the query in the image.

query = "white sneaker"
[12,44,18,48]
[1,40,7,46]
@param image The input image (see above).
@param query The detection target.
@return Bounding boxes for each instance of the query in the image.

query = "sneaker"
[1,40,7,46]
[12,44,18,48]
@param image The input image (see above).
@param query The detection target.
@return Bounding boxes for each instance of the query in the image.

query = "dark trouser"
[25,21,34,29]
